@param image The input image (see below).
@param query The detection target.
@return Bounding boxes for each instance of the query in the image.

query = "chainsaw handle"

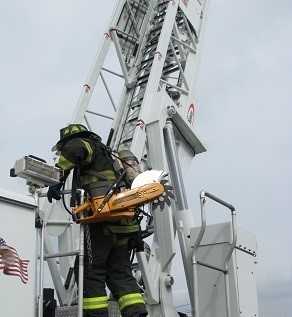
[73,201,91,214]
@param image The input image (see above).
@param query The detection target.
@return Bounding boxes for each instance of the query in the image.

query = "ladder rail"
[35,190,84,317]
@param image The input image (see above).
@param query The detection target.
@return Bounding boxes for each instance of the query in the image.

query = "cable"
[104,145,138,170]
[61,183,75,217]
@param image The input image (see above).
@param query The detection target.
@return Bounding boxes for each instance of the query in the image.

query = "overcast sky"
[0,0,291,316]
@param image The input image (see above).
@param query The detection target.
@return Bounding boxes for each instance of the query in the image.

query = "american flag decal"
[0,237,29,284]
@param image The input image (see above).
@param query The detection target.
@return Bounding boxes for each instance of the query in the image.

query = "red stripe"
[4,271,28,282]
[0,246,17,255]
[0,244,29,284]
[3,257,29,265]
[4,266,28,276]
[3,261,29,270]
[3,270,28,281]
[4,271,28,284]
[4,268,28,278]
[1,255,29,265]
[0,259,27,268]
[4,267,28,277]
[4,263,28,274]
[0,260,29,275]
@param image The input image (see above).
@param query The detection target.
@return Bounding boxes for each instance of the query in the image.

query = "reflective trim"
[61,124,87,138]
[118,293,145,311]
[81,140,94,164]
[83,296,109,310]
[63,127,70,136]
[56,155,75,170]
[108,224,139,234]
[70,125,81,134]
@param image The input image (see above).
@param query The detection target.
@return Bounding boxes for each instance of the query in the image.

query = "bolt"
[165,274,174,287]
[167,105,176,116]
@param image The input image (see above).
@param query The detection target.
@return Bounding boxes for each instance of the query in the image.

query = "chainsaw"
[73,170,174,224]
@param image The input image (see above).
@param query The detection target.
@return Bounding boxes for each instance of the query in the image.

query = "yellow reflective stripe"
[63,127,70,136]
[71,125,81,133]
[56,155,75,170]
[83,296,108,310]
[108,225,139,234]
[81,140,94,164]
[118,293,145,311]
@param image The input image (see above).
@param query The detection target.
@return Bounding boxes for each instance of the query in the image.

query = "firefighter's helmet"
[53,124,101,151]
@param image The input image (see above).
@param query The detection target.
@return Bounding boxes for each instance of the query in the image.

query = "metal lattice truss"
[71,0,207,158]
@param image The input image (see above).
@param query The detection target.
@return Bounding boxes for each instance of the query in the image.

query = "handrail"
[194,191,237,265]
[191,190,238,317]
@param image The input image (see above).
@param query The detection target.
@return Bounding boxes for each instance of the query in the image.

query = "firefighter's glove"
[47,182,63,203]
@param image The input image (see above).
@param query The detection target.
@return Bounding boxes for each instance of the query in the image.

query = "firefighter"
[47,124,148,317]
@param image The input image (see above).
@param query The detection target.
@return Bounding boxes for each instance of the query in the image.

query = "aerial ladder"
[11,0,259,316]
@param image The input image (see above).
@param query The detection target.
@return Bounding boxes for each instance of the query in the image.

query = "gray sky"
[0,0,291,316]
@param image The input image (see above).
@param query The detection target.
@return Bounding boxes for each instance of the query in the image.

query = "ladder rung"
[137,71,150,82]
[121,138,133,144]
[144,44,158,55]
[130,100,142,109]
[115,29,138,42]
[144,39,159,50]
[117,33,137,46]
[163,66,179,77]
[140,55,155,66]
[137,62,152,73]
[131,104,141,110]
[137,59,177,80]
[149,25,163,36]
[157,0,171,9]
[129,0,148,14]
[196,260,227,274]
[126,116,139,124]
[163,61,178,71]
[46,221,73,226]
[137,78,149,86]
[136,62,178,85]
[43,250,80,260]
[154,12,166,20]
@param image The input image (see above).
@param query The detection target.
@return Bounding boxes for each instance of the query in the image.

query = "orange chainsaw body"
[73,182,164,223]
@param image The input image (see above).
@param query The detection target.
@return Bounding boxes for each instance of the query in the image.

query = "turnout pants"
[82,223,147,317]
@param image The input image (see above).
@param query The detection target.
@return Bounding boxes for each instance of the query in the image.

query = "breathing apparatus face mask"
[124,159,141,183]
[117,149,141,184]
